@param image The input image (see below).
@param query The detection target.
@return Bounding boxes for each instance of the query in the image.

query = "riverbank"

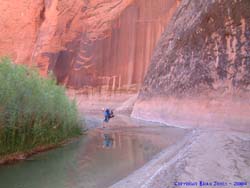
[0,93,136,165]
[0,59,82,160]
[0,134,84,165]
[73,93,250,188]
[2,92,248,187]
[110,128,250,188]
[0,115,188,188]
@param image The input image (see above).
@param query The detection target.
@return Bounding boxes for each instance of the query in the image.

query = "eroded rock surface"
[0,0,179,91]
[133,0,250,130]
[0,0,45,66]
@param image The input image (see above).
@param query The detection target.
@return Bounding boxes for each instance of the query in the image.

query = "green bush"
[0,57,82,156]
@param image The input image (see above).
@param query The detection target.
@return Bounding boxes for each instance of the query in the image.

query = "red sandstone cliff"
[1,0,250,129]
[0,0,45,66]
[0,0,179,91]
[132,0,250,131]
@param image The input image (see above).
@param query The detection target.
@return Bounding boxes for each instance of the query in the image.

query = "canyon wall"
[132,0,250,131]
[0,0,179,92]
[0,0,45,66]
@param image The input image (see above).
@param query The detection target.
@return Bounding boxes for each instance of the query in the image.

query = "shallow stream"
[0,116,187,188]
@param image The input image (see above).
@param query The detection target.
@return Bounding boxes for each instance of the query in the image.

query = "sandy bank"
[110,129,250,188]
[109,129,195,188]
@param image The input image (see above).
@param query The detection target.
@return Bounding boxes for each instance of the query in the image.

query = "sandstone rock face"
[47,0,179,90]
[0,0,45,66]
[132,0,250,130]
[0,0,179,91]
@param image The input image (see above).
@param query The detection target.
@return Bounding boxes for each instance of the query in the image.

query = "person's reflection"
[103,134,113,148]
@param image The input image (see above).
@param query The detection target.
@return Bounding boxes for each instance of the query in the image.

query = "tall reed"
[0,57,82,156]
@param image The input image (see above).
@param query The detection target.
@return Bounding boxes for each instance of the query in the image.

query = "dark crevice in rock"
[38,1,46,28]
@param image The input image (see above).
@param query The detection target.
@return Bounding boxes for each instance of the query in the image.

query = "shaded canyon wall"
[132,0,250,131]
[0,0,180,92]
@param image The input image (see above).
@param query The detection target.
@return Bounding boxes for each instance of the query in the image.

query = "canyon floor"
[76,93,250,188]
[110,129,250,188]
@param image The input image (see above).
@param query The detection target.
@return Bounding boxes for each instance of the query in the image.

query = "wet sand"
[110,129,250,188]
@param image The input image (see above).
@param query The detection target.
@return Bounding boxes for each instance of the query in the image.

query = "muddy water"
[0,117,187,188]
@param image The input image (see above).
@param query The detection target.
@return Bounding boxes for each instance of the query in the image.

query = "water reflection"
[0,126,187,188]
[103,134,114,148]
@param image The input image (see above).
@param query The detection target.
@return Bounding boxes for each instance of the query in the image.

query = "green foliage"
[0,57,82,156]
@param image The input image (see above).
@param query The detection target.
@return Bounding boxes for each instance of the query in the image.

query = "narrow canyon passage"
[0,0,249,187]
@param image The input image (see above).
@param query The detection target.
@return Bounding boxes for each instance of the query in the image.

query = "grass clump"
[0,57,82,157]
